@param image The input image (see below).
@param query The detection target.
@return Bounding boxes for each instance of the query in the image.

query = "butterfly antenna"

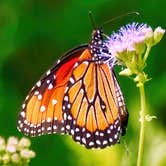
[103,11,140,25]
[89,11,97,29]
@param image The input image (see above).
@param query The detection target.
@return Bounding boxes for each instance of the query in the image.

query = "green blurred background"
[0,0,166,165]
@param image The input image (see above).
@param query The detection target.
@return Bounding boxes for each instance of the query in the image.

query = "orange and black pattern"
[17,29,128,149]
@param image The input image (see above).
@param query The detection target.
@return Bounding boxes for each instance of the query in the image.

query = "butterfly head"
[89,29,115,67]
[89,29,104,56]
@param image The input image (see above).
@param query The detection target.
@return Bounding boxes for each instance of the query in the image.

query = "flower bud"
[0,136,35,164]
[2,153,10,164]
[119,68,132,76]
[6,144,16,153]
[144,27,154,46]
[29,150,36,158]
[7,136,18,146]
[20,149,30,159]
[11,153,21,163]
[18,137,31,149]
[20,149,35,159]
[154,27,165,44]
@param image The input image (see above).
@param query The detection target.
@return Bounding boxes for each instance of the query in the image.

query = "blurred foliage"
[0,0,166,166]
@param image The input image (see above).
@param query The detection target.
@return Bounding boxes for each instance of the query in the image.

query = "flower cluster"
[105,23,165,86]
[0,136,35,165]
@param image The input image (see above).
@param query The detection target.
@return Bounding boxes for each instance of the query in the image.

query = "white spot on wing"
[71,129,74,135]
[118,97,121,102]
[64,96,68,101]
[46,80,50,84]
[53,125,57,129]
[95,131,99,136]
[75,136,81,140]
[38,94,42,100]
[22,104,26,109]
[82,138,86,144]
[46,70,51,75]
[100,132,104,136]
[119,101,123,106]
[47,117,52,122]
[57,59,60,64]
[96,140,101,145]
[20,111,25,118]
[107,129,111,134]
[68,115,72,120]
[75,128,79,132]
[66,125,70,130]
[25,95,29,100]
[48,83,53,90]
[24,120,28,124]
[89,142,94,146]
[36,81,41,87]
[83,61,89,65]
[34,91,39,95]
[40,105,46,112]
[86,133,91,138]
[103,140,108,145]
[114,134,118,139]
[52,99,57,105]
[69,77,75,84]
[54,117,58,120]
[109,138,113,142]
[47,127,51,131]
[67,104,71,109]
[64,113,67,120]
[74,62,79,68]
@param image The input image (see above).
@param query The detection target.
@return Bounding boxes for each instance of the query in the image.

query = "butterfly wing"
[113,73,128,136]
[17,45,89,137]
[18,29,128,149]
[62,60,127,148]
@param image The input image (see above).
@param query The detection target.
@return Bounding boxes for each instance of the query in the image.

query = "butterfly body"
[18,29,128,149]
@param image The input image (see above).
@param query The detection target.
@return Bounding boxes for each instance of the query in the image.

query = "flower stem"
[143,45,151,63]
[137,83,146,166]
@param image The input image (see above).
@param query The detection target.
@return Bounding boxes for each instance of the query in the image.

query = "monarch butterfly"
[17,28,129,149]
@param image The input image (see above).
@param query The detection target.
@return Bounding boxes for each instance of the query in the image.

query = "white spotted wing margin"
[17,45,88,137]
[62,61,123,149]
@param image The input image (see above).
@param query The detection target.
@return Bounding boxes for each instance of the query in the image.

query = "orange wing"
[62,57,128,148]
[17,45,89,137]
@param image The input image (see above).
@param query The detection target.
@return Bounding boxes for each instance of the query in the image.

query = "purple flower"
[103,23,164,78]
[105,23,153,55]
